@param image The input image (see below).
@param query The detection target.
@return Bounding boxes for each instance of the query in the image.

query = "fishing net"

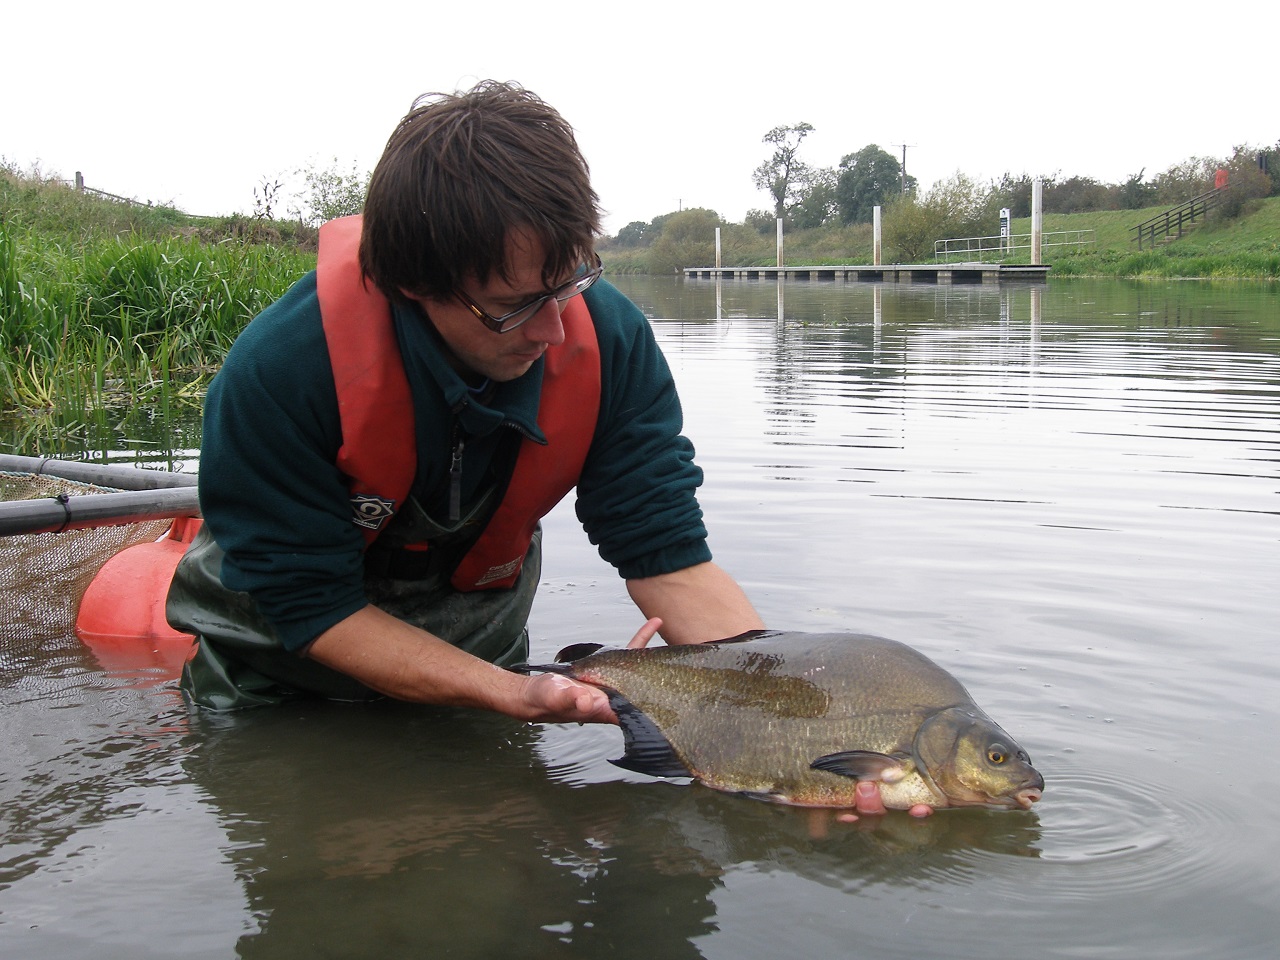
[0,471,173,668]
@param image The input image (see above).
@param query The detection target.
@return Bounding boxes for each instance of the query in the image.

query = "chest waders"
[167,511,541,711]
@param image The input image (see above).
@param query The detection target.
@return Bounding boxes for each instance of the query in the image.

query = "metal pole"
[0,486,200,537]
[1031,179,1043,266]
[0,454,197,489]
[873,206,882,266]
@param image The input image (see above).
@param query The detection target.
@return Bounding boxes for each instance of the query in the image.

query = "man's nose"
[521,297,566,345]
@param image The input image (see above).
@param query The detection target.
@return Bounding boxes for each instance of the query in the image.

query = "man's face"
[408,227,569,383]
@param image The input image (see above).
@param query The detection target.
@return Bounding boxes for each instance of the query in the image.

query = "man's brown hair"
[359,81,601,304]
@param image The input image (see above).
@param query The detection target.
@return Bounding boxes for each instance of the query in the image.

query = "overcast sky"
[6,1,1275,235]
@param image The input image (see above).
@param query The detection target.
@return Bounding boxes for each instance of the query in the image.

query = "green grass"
[600,197,1280,280]
[1,166,315,419]
[1016,198,1280,279]
[4,161,1276,429]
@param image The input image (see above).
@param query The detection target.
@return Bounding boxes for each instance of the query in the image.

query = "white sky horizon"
[6,1,1275,235]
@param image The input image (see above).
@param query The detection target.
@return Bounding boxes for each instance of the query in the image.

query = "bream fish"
[529,630,1044,811]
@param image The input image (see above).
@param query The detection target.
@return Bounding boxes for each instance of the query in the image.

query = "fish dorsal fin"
[607,691,692,779]
[555,630,774,664]
[710,629,778,645]
[810,750,912,782]
[554,642,606,663]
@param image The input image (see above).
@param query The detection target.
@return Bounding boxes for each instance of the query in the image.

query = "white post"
[1032,179,1043,265]
[715,227,722,270]
[776,218,784,270]
[873,206,882,266]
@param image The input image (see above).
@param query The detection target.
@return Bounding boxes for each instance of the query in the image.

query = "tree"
[752,123,815,221]
[880,193,935,262]
[1043,176,1114,213]
[646,208,722,273]
[1117,169,1154,210]
[1151,156,1218,205]
[744,208,777,234]
[989,172,1036,219]
[1262,140,1280,194]
[614,220,649,247]
[292,158,370,226]
[835,145,910,224]
[790,167,839,229]
[882,173,996,262]
[1211,144,1274,220]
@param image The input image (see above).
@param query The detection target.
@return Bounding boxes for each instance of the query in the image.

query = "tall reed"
[1,219,314,416]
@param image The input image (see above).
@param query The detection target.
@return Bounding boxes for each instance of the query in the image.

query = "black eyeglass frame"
[453,253,604,334]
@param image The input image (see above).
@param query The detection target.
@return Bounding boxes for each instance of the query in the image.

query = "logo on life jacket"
[350,494,397,530]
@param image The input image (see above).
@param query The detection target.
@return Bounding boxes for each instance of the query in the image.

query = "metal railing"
[934,230,1094,263]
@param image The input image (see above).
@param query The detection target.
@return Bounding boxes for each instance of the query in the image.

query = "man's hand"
[515,672,617,724]
[512,618,664,724]
[626,617,663,649]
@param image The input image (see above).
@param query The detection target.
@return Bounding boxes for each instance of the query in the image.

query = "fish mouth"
[1014,787,1042,810]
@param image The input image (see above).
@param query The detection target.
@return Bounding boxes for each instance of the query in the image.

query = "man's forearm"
[305,604,520,709]
[304,605,622,724]
[626,561,764,645]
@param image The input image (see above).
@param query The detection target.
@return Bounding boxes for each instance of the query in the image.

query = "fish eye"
[987,745,1008,765]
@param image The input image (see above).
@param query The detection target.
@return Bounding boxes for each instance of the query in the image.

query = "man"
[167,81,902,819]
[167,81,763,722]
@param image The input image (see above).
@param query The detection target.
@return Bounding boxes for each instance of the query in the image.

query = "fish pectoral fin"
[810,750,913,783]
[608,694,692,779]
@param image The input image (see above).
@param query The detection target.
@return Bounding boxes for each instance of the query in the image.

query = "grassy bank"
[1034,198,1280,279]
[1,170,314,419]
[4,165,1277,428]
[601,197,1280,280]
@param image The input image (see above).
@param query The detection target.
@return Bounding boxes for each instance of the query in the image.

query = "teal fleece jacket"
[197,276,711,651]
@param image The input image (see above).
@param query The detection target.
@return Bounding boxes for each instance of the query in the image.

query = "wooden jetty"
[682,263,1049,284]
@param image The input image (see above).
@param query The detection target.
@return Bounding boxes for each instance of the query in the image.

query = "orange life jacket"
[315,216,600,591]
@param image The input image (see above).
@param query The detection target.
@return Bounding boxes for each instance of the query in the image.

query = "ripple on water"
[968,758,1238,903]
[540,728,1244,905]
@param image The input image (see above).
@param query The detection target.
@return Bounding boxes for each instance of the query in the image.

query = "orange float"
[75,516,202,677]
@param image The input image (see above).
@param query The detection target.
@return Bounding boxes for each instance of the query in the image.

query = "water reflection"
[182,703,718,957]
[2,278,1279,959]
[174,700,1046,957]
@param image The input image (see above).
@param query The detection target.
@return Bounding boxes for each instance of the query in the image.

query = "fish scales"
[545,631,1044,811]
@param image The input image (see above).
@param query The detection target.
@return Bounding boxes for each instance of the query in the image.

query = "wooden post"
[715,227,722,270]
[873,206,882,266]
[1031,179,1043,265]
[776,218,784,270]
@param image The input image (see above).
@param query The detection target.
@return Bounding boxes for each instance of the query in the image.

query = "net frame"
[1,472,174,663]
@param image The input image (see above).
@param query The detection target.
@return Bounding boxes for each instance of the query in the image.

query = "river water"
[1,276,1278,959]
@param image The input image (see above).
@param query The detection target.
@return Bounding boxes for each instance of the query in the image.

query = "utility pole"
[891,142,916,194]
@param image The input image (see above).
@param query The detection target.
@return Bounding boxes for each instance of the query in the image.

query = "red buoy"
[75,516,202,677]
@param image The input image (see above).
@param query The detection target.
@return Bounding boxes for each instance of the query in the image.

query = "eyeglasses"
[453,253,603,334]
